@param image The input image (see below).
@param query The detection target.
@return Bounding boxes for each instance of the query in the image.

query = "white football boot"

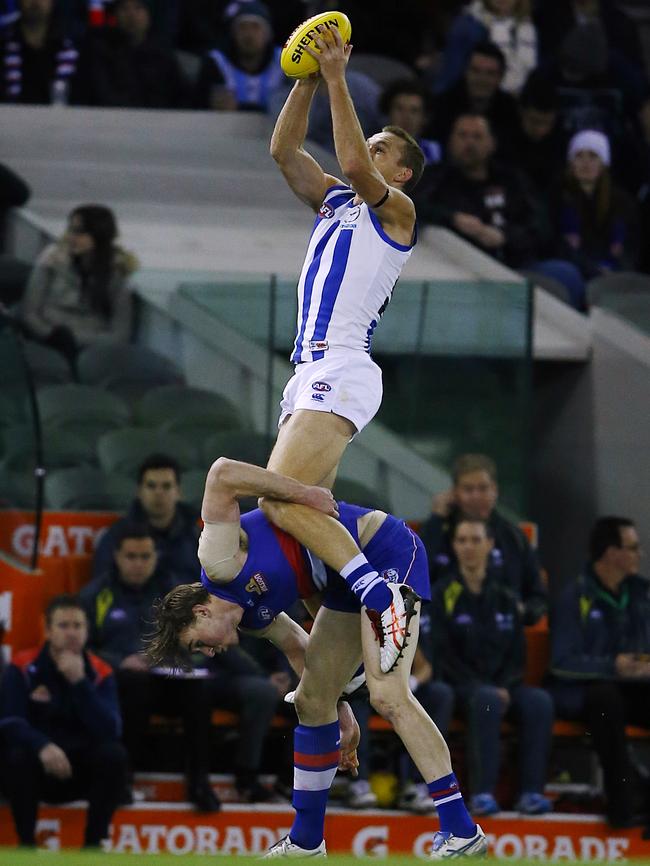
[429,825,488,859]
[262,836,327,858]
[365,582,420,673]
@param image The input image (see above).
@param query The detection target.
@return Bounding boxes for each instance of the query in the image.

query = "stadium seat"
[1,425,96,473]
[0,466,36,509]
[203,431,272,467]
[347,52,417,88]
[97,427,201,478]
[44,467,133,511]
[22,340,73,385]
[77,342,184,404]
[0,390,29,430]
[587,272,650,333]
[332,477,392,513]
[36,384,131,441]
[137,386,243,437]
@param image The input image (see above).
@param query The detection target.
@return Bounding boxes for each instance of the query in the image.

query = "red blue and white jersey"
[291,185,416,364]
[200,503,430,629]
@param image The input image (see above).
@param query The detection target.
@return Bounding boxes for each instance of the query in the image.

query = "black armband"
[371,188,390,209]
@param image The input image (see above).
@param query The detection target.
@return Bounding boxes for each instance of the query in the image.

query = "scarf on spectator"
[2,24,79,101]
[0,0,18,30]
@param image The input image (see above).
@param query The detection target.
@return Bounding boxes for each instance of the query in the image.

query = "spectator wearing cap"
[430,42,521,157]
[551,129,638,280]
[81,0,190,108]
[437,0,538,96]
[194,0,284,113]
[0,0,84,104]
[93,454,201,586]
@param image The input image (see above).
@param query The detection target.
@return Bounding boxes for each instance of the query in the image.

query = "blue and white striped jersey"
[291,184,416,364]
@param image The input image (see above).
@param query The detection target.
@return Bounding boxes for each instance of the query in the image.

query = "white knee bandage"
[198,521,241,582]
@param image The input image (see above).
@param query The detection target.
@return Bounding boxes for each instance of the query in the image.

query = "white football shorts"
[278,349,383,434]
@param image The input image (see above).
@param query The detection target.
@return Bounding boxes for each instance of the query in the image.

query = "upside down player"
[259,24,426,673]
[146,458,487,859]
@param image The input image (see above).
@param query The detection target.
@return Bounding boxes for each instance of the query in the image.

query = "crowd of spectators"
[1,0,650,301]
[3,0,650,304]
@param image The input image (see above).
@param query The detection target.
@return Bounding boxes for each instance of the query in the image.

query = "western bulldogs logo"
[382,568,399,582]
[245,573,268,595]
[318,202,335,219]
[257,606,273,622]
[311,381,331,392]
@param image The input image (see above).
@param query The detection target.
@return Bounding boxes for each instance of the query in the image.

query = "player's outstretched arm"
[202,457,338,524]
[270,78,341,211]
[308,29,415,230]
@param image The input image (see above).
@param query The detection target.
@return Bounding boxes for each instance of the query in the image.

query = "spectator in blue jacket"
[0,594,127,848]
[548,516,650,828]
[93,453,201,585]
[81,521,220,812]
[431,518,553,817]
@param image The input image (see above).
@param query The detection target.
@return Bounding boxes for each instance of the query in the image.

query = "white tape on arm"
[198,521,241,582]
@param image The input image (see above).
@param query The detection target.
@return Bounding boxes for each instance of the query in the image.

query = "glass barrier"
[177,276,533,514]
[0,316,41,566]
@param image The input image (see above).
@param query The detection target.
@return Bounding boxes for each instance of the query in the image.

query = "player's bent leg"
[273,608,363,859]
[362,606,485,858]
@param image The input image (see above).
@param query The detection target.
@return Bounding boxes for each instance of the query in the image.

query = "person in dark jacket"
[82,0,189,108]
[432,518,553,817]
[93,453,201,585]
[0,0,84,104]
[419,453,547,625]
[81,521,220,812]
[415,112,540,268]
[548,516,650,828]
[0,594,127,848]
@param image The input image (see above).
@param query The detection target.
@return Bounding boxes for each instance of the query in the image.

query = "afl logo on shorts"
[311,381,331,392]
[318,202,335,219]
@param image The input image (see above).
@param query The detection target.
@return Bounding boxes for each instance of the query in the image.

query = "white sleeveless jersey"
[291,184,416,363]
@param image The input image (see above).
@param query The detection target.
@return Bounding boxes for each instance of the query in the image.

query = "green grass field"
[3,855,650,866]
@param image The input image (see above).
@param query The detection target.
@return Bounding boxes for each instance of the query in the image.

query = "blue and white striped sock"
[340,553,391,612]
[290,721,341,850]
[427,772,476,838]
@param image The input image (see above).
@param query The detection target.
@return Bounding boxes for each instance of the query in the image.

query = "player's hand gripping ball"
[280,11,352,79]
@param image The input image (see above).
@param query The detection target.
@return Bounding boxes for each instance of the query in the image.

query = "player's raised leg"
[263,410,415,673]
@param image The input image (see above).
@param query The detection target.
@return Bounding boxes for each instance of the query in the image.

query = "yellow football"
[280,11,352,79]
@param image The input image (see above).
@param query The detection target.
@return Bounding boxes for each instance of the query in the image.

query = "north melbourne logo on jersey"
[318,202,335,219]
